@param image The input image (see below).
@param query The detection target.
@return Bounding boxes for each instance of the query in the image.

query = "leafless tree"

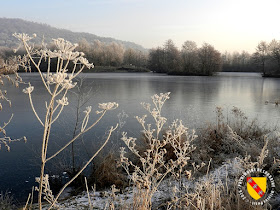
[269,39,280,72]
[198,43,222,75]
[164,39,182,73]
[253,41,268,75]
[181,40,198,73]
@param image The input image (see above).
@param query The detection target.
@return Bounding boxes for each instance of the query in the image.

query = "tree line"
[148,39,280,76]
[148,39,222,75]
[253,39,280,76]
[76,39,148,70]
[222,51,254,72]
[1,36,280,76]
[222,39,280,76]
[0,39,150,72]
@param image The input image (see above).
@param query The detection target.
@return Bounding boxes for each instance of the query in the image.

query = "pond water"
[0,72,280,203]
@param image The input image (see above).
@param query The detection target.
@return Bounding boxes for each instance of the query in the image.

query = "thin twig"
[28,92,44,126]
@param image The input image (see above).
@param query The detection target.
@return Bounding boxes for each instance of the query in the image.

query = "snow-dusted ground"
[42,158,255,209]
[38,158,280,209]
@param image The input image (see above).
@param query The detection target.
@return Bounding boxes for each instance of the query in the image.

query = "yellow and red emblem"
[247,177,267,200]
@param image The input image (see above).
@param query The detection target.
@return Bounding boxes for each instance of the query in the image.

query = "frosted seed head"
[56,97,69,106]
[83,106,92,115]
[98,102,118,111]
[22,86,34,94]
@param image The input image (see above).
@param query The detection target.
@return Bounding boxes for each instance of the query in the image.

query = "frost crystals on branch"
[35,174,58,208]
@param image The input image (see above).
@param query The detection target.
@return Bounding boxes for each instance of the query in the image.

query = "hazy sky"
[2,0,280,52]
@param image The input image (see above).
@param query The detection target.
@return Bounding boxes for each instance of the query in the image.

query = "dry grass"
[0,191,17,210]
[167,142,278,210]
[90,152,128,190]
[194,106,274,166]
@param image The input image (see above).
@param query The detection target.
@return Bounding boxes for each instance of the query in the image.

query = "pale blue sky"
[1,0,280,52]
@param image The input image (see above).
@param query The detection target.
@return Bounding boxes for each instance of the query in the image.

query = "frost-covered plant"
[35,174,57,208]
[0,116,27,151]
[120,92,197,209]
[14,33,118,209]
[0,56,29,151]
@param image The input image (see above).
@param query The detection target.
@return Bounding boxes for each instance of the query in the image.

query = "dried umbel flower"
[77,57,94,69]
[61,79,77,90]
[52,72,68,84]
[96,102,119,114]
[44,73,77,89]
[98,102,119,110]
[83,106,92,115]
[22,86,34,94]
[13,33,36,42]
[53,38,78,53]
[56,96,69,106]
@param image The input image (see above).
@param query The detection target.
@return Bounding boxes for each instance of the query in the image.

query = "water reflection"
[1,72,280,201]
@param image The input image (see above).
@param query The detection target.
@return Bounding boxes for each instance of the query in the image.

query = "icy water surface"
[1,72,280,202]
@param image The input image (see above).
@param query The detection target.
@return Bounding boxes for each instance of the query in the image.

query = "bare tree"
[148,47,166,73]
[198,43,222,75]
[124,48,148,67]
[164,39,182,73]
[253,41,268,75]
[181,40,198,74]
[269,39,280,73]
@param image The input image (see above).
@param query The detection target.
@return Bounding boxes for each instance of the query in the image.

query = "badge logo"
[238,168,275,206]
[247,177,266,200]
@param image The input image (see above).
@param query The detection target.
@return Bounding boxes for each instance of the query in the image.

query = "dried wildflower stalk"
[120,92,197,209]
[14,33,118,209]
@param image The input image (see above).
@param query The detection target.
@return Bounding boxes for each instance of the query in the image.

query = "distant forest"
[149,39,280,76]
[1,18,280,76]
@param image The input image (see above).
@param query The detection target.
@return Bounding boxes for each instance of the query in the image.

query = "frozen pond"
[0,72,280,202]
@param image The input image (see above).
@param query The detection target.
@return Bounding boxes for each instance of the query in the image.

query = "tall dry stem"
[14,33,118,209]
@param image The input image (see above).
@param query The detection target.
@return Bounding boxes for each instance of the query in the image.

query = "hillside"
[0,18,146,51]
